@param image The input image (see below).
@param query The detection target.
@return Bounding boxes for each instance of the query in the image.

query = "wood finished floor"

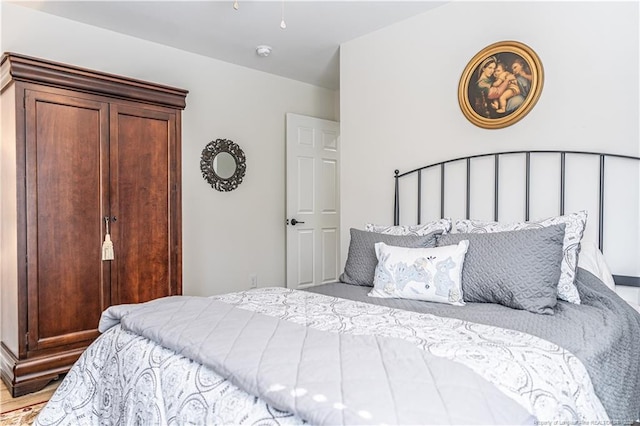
[0,378,60,414]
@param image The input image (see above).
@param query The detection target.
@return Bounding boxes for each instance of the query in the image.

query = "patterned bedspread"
[36,288,608,425]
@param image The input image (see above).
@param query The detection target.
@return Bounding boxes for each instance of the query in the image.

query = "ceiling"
[12,1,446,90]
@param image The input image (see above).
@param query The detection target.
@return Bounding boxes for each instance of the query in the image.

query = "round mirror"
[213,152,237,179]
[200,139,246,192]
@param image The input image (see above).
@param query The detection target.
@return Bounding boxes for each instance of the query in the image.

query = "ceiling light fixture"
[256,45,272,58]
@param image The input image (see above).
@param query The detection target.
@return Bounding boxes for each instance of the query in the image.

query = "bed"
[35,150,640,425]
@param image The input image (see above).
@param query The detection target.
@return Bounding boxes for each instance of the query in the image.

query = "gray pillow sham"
[340,228,441,286]
[436,224,566,314]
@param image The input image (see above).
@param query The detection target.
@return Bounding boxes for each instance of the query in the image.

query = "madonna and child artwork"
[458,41,543,129]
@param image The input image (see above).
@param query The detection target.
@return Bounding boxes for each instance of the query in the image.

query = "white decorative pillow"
[577,241,616,291]
[368,241,469,305]
[455,210,587,304]
[365,218,452,236]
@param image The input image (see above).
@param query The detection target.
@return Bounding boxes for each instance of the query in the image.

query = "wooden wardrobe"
[0,53,187,396]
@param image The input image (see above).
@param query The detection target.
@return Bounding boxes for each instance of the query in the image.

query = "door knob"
[290,218,305,226]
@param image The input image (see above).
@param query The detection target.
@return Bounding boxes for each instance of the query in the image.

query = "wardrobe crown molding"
[1,52,188,109]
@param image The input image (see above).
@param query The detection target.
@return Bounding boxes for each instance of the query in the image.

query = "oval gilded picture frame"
[458,40,543,129]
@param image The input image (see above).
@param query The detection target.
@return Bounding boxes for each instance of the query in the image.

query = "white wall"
[340,2,639,302]
[1,2,338,296]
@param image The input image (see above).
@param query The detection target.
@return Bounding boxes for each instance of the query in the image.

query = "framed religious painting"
[458,40,543,129]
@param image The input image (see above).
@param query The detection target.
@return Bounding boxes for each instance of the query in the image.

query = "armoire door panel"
[110,105,177,304]
[24,90,111,351]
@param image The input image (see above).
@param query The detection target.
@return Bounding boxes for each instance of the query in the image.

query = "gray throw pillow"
[340,228,441,286]
[437,224,566,314]
[455,211,587,305]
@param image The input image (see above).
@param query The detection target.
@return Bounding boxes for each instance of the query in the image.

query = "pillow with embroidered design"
[368,240,469,305]
[365,218,452,236]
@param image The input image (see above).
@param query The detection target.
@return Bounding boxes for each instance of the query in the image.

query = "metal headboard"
[393,150,640,287]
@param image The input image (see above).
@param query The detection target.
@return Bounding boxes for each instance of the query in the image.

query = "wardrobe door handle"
[102,216,114,261]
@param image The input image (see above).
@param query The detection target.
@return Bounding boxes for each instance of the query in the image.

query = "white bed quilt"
[36,287,608,425]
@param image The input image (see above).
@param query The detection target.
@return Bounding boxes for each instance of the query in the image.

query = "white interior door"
[286,113,340,289]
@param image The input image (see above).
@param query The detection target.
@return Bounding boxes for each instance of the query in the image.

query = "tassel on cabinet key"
[102,216,114,261]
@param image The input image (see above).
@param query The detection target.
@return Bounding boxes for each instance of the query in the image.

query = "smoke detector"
[256,45,272,57]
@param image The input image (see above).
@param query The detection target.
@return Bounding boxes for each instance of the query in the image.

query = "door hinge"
[25,332,29,349]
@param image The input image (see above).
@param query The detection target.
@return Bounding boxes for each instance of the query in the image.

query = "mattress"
[35,269,640,425]
[307,267,640,422]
